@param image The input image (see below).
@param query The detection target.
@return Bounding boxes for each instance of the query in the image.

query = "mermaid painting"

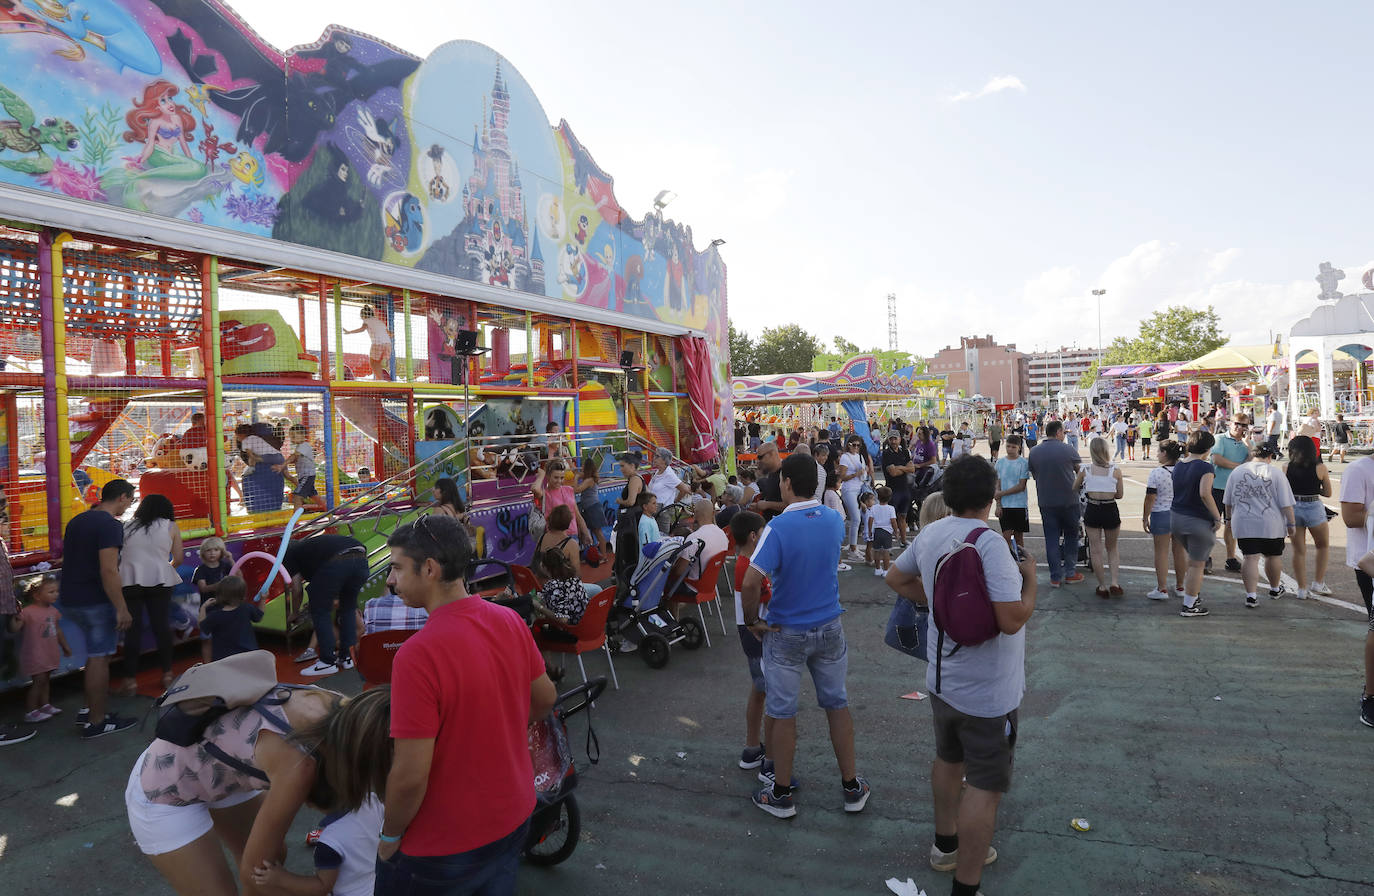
[101,79,231,217]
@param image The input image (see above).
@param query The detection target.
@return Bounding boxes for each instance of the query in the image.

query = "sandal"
[1109,585,1124,596]
[1095,587,1110,599]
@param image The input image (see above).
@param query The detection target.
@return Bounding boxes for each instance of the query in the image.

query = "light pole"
[1091,289,1107,362]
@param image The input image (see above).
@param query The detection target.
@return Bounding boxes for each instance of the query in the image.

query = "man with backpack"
[884,455,1038,896]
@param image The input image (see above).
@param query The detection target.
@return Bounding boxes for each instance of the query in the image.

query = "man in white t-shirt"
[1264,406,1284,456]
[1338,455,1374,728]
[673,499,730,586]
[647,448,690,532]
[1109,418,1128,460]
[883,455,1037,892]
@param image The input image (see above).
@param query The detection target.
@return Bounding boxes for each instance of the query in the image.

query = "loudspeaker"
[455,329,479,355]
[619,350,635,368]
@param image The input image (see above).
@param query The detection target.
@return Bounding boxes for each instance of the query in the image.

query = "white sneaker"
[301,660,341,677]
[930,843,999,872]
[1174,587,1187,599]
[339,655,355,671]
[1310,581,1332,596]
[1145,588,1169,601]
[873,568,885,577]
[1297,589,1309,600]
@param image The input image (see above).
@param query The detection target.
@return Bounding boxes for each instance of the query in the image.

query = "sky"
[224,0,1372,360]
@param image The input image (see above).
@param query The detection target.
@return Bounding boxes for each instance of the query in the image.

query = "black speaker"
[619,350,635,368]
[455,329,479,354]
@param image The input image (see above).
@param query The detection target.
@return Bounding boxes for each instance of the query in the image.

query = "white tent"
[1288,267,1374,422]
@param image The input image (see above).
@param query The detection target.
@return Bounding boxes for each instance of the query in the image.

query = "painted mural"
[0,0,731,458]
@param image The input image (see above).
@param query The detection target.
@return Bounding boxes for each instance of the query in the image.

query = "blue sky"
[226,0,1369,357]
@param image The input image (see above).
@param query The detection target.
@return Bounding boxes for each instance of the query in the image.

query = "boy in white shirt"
[252,795,384,896]
[866,486,898,576]
[286,423,321,510]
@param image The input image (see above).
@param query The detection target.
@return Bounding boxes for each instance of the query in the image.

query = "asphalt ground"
[2,445,1372,896]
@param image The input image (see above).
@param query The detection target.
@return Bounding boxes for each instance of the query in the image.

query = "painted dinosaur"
[0,82,80,175]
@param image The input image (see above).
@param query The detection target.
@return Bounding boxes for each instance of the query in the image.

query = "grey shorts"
[1171,513,1217,562]
[930,695,1018,793]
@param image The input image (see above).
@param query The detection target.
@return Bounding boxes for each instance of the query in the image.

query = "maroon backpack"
[931,527,1002,693]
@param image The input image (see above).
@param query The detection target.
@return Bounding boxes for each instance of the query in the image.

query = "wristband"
[745,618,761,627]
[379,831,403,843]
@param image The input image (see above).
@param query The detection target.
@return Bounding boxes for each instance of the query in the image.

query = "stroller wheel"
[524,794,581,866]
[640,633,671,669]
[680,617,705,650]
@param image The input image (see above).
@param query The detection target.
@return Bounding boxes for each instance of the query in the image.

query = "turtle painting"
[0,82,79,175]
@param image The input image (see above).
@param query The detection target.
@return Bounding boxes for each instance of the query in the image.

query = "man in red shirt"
[377,515,557,895]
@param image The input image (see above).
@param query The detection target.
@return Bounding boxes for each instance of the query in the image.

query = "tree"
[752,323,824,375]
[833,336,860,356]
[1078,305,1228,386]
[728,320,757,376]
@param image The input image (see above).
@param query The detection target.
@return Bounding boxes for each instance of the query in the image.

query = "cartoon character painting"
[100,79,233,216]
[0,81,78,174]
[274,142,383,257]
[17,0,161,73]
[384,191,424,255]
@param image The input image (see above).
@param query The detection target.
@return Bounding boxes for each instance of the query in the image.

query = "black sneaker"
[82,714,137,739]
[1245,594,1259,608]
[1268,585,1287,599]
[1361,694,1374,729]
[1179,600,1210,618]
[1225,558,1242,573]
[843,776,872,813]
[739,744,766,770]
[0,723,37,746]
[752,785,797,819]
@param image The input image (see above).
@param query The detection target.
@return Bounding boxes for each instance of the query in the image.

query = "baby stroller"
[909,464,945,526]
[607,538,706,668]
[525,677,606,866]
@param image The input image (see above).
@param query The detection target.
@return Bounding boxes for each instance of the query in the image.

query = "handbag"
[153,649,280,748]
[529,496,547,543]
[883,596,929,660]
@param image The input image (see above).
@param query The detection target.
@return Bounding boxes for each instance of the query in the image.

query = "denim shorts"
[738,626,765,692]
[1171,513,1217,562]
[62,601,118,656]
[761,617,848,719]
[1149,510,1171,536]
[1292,499,1327,529]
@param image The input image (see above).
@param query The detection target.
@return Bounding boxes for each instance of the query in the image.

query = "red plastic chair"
[668,551,729,644]
[532,586,619,689]
[353,629,418,688]
[510,564,540,597]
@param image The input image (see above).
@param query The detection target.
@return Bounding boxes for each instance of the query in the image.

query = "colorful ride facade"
[0,1,731,578]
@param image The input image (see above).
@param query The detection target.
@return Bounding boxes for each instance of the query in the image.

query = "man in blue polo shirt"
[740,454,871,819]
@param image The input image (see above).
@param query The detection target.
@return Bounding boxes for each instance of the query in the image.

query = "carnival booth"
[733,355,919,456]
[1148,346,1285,420]
[0,1,731,691]
[1288,286,1374,424]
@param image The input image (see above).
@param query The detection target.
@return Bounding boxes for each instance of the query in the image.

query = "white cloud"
[947,75,1027,104]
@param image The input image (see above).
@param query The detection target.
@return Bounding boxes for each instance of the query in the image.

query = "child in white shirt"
[866,486,898,575]
[345,304,393,380]
[286,423,321,510]
[251,795,384,896]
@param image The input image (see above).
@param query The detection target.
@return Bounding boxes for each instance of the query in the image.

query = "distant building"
[1025,347,1097,399]
[926,335,1028,405]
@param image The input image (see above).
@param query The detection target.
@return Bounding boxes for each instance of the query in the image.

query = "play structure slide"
[335,394,409,466]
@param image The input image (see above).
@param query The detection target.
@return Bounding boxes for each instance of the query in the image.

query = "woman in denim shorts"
[1285,436,1332,599]
[1143,439,1185,600]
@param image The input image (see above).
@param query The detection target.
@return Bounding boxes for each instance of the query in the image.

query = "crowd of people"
[0,392,1369,895]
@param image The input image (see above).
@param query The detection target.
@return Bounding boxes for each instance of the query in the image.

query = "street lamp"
[1091,289,1107,362]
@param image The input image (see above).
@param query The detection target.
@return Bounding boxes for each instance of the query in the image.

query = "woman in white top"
[1223,445,1297,606]
[1074,437,1125,597]
[1142,439,1186,600]
[117,493,184,693]
[838,437,867,560]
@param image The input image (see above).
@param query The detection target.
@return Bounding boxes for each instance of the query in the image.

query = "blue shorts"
[293,475,317,498]
[761,617,848,719]
[737,626,765,692]
[62,601,119,657]
[1292,499,1327,529]
[1149,510,1172,536]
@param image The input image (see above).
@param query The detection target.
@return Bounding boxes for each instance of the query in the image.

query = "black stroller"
[524,677,606,866]
[607,538,706,668]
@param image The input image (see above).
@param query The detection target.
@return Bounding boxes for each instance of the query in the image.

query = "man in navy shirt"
[741,454,871,819]
[60,479,138,739]
[285,533,370,676]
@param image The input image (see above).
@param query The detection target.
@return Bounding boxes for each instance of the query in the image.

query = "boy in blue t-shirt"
[740,454,869,820]
[995,435,1031,553]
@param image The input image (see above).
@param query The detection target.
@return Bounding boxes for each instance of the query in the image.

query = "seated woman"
[429,476,467,520]
[531,505,601,675]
